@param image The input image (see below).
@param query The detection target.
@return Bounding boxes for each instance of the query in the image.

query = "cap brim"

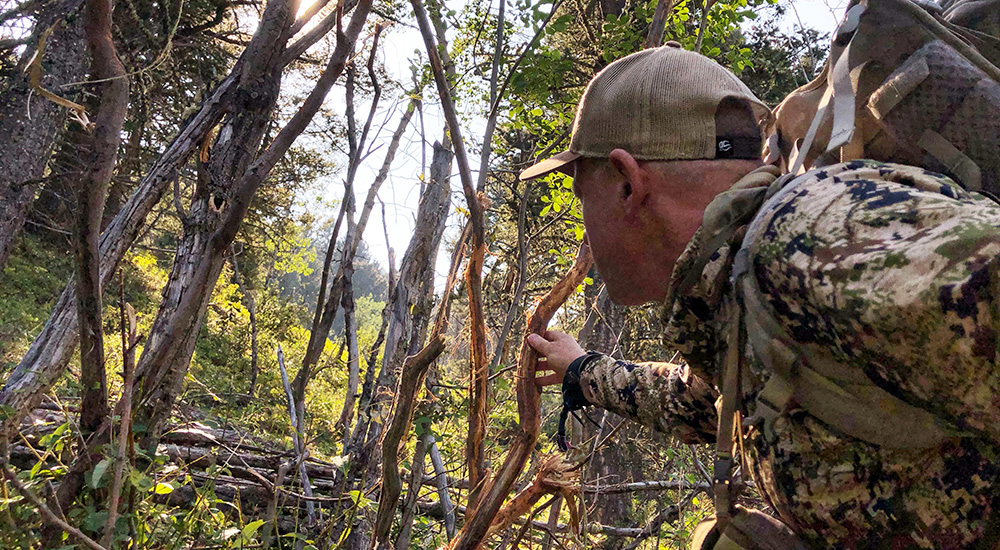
[519,150,581,181]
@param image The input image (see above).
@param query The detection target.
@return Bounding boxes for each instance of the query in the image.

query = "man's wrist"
[562,351,602,411]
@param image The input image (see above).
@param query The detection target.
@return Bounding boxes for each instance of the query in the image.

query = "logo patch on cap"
[716,138,734,158]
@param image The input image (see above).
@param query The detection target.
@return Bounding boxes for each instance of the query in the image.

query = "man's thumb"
[527,333,548,352]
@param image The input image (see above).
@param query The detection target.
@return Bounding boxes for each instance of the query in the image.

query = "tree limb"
[449,243,593,550]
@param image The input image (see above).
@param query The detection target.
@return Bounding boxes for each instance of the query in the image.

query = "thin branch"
[622,490,701,550]
[451,243,593,549]
[101,273,137,548]
[276,346,316,525]
[1,465,107,550]
[644,0,675,48]
[489,183,530,368]
[583,480,710,495]
[486,0,564,123]
[694,0,709,53]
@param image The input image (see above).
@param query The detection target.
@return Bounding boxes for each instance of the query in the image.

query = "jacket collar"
[660,164,783,382]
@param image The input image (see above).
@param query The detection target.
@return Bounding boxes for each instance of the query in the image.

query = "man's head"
[521,45,770,305]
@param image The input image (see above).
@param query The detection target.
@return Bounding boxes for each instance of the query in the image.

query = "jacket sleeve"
[567,354,718,444]
[752,161,1000,442]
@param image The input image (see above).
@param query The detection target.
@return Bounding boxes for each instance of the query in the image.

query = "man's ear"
[609,149,647,220]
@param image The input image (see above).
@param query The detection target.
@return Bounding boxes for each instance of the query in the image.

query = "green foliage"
[0,0,826,545]
[0,234,75,373]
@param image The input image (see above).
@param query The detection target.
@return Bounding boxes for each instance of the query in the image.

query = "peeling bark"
[448,243,593,550]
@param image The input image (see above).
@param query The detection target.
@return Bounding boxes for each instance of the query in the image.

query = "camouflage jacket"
[568,160,1000,549]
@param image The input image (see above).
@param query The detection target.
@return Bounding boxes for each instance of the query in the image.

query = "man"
[522,43,1000,549]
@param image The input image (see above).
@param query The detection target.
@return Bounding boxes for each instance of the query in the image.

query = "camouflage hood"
[660,164,783,382]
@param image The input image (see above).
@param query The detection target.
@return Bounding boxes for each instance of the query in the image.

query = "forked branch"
[448,242,593,550]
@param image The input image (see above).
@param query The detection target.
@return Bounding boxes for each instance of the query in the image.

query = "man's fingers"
[527,333,550,354]
[534,373,561,387]
[543,329,565,341]
[536,358,551,372]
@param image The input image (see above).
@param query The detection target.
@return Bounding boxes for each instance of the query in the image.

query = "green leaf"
[128,469,153,492]
[242,519,265,539]
[82,508,109,532]
[89,458,110,489]
[348,489,371,508]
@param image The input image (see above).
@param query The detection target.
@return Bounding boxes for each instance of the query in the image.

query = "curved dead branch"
[449,242,593,550]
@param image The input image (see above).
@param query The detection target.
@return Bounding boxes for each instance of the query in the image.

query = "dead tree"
[0,2,350,445]
[371,142,468,549]
[132,0,375,451]
[277,345,316,524]
[333,142,453,550]
[0,0,87,269]
[410,0,490,507]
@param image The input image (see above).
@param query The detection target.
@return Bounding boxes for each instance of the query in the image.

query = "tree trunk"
[334,142,452,550]
[429,438,456,539]
[132,0,373,452]
[0,0,360,446]
[132,0,295,451]
[0,0,87,269]
[0,69,237,443]
[293,88,415,413]
[76,0,129,436]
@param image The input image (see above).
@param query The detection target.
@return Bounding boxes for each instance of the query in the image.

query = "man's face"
[572,158,675,306]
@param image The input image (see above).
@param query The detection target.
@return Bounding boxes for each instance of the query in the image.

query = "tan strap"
[714,309,742,525]
[918,129,983,191]
[867,56,931,120]
[789,4,866,174]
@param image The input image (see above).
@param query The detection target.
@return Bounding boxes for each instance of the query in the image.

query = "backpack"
[763,0,1000,195]
[699,3,1000,547]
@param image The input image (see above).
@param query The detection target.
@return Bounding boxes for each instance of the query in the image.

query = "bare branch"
[645,0,675,48]
[1,464,107,550]
[450,243,593,549]
[101,273,137,548]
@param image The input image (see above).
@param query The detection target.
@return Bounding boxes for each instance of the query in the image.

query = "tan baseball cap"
[520,43,771,181]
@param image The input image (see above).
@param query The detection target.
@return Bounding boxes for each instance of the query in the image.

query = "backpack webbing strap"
[919,129,984,191]
[714,310,743,527]
[867,56,930,120]
[789,3,866,175]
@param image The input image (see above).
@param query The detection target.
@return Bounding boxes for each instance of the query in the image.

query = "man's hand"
[528,330,586,387]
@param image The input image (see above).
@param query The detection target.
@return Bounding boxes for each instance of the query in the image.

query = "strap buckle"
[713,455,735,521]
